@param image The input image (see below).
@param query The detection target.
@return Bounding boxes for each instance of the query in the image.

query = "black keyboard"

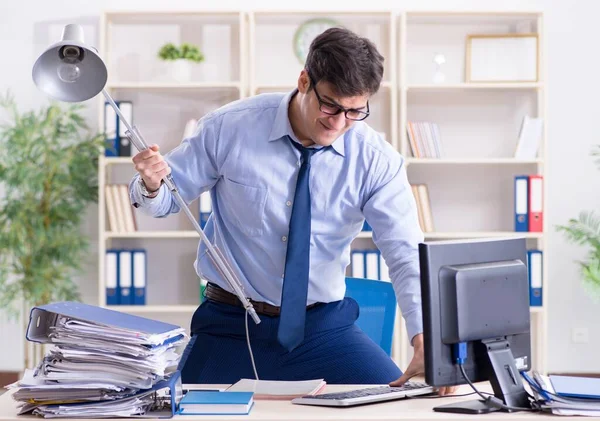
[292,382,435,407]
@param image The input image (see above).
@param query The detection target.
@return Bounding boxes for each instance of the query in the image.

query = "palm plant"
[557,145,600,291]
[0,93,105,314]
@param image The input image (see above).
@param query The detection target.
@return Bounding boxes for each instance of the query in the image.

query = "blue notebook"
[178,391,254,415]
[550,375,600,399]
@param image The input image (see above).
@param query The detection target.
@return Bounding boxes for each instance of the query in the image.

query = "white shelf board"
[105,231,199,239]
[107,82,242,90]
[424,232,543,239]
[254,81,392,92]
[103,157,133,165]
[405,82,542,91]
[406,158,544,165]
[105,305,198,313]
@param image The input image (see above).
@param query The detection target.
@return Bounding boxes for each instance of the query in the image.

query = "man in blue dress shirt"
[129,27,454,394]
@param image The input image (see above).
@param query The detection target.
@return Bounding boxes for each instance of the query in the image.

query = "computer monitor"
[420,237,532,414]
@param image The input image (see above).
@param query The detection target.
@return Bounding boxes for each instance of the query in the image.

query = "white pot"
[171,59,192,83]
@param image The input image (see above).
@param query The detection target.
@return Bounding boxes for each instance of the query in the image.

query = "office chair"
[344,277,397,356]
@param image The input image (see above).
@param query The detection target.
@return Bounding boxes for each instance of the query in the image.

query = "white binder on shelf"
[351,250,365,278]
[365,251,379,280]
[105,250,118,306]
[132,249,147,306]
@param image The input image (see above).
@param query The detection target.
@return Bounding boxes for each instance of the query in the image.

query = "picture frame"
[465,33,539,83]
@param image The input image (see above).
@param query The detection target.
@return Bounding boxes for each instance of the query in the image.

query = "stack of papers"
[523,371,600,416]
[226,378,326,400]
[7,302,188,418]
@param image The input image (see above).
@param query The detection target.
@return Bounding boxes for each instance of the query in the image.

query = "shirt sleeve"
[361,147,424,345]
[129,113,223,217]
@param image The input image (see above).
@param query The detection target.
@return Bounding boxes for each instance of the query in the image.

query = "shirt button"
[282,236,288,242]
[286,200,292,207]
[297,161,301,167]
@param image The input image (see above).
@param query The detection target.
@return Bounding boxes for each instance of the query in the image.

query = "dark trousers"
[178,297,402,384]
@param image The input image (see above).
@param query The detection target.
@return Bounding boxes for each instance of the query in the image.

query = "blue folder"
[550,375,600,399]
[178,391,254,415]
[26,301,184,346]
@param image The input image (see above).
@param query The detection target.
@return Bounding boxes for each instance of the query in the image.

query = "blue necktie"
[277,139,317,351]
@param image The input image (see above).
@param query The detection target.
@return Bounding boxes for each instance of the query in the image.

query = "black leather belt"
[204,283,321,317]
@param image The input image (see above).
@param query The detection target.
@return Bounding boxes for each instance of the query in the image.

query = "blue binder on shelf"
[527,249,543,306]
[362,220,372,232]
[105,249,119,305]
[104,102,119,157]
[119,250,133,305]
[365,250,380,280]
[351,250,365,278]
[199,191,212,229]
[132,249,147,306]
[514,175,529,232]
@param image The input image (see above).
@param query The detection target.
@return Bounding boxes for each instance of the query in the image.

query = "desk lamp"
[32,24,261,325]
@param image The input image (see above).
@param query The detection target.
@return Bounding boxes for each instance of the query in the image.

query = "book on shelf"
[514,115,543,159]
[105,184,138,233]
[411,184,434,232]
[407,121,443,159]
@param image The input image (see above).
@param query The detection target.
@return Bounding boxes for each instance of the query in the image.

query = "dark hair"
[305,27,384,97]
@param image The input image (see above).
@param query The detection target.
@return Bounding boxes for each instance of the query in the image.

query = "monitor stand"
[433,338,531,414]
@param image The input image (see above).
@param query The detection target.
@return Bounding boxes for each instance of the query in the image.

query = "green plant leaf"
[0,92,103,309]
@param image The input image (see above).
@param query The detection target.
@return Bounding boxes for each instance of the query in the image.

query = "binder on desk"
[528,175,544,232]
[119,250,133,305]
[132,249,147,305]
[25,301,186,345]
[105,250,119,306]
[514,175,529,232]
[528,250,543,306]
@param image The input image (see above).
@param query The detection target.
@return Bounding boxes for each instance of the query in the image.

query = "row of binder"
[104,101,134,157]
[351,250,391,282]
[407,121,443,158]
[514,175,544,232]
[105,249,147,306]
[105,184,138,232]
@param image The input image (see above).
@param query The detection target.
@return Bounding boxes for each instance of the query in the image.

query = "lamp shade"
[32,24,107,102]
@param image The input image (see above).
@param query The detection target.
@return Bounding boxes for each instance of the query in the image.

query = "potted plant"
[158,42,205,82]
[557,145,600,294]
[0,93,106,367]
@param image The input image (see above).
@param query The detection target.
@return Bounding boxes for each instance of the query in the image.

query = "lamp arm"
[101,89,261,325]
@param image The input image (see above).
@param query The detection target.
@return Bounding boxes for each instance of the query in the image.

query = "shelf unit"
[399,11,546,372]
[97,10,547,374]
[97,11,247,323]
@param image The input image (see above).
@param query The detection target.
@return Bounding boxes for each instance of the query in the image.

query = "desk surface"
[0,383,588,421]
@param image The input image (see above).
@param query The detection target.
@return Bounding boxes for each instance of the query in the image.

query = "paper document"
[226,378,326,399]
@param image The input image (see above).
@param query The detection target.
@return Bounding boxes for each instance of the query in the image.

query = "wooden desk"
[0,383,585,420]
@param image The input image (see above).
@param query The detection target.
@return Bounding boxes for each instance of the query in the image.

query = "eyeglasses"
[308,74,370,121]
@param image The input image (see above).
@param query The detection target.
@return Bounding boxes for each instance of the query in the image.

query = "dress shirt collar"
[268,89,345,157]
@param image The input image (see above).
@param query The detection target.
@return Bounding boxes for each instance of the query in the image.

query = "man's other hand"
[389,333,458,396]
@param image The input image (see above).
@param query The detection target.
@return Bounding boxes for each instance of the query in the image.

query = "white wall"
[1,0,599,373]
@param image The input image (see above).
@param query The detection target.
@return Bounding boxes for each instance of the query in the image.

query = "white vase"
[171,59,192,83]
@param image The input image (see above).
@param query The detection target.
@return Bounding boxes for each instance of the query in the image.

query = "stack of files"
[523,371,600,416]
[406,121,443,158]
[226,378,326,400]
[8,301,188,418]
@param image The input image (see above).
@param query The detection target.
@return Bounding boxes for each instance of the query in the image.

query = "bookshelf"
[97,9,547,374]
[399,11,547,373]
